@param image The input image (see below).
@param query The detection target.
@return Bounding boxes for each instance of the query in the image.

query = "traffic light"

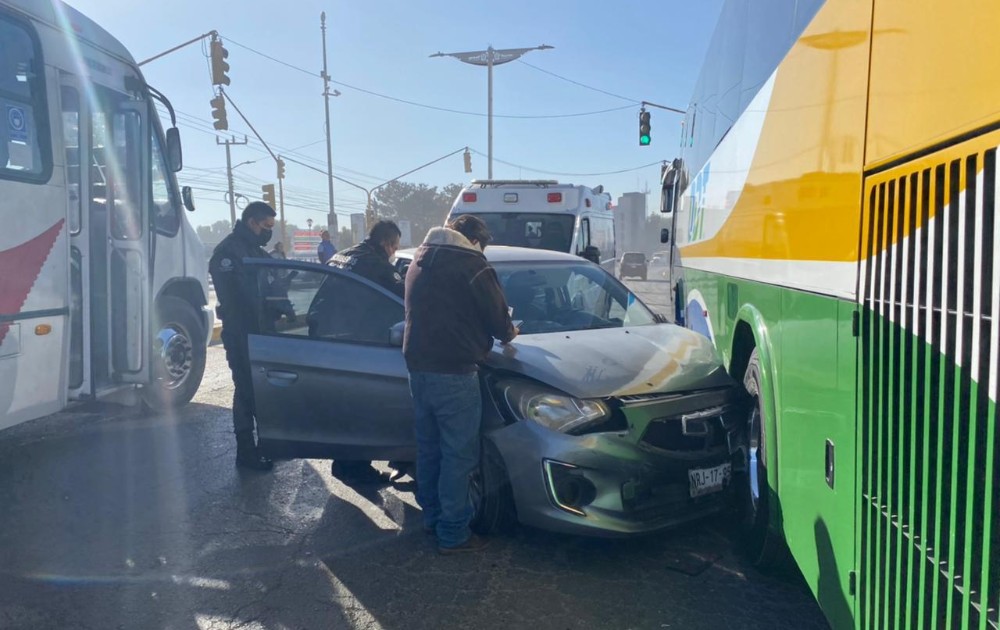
[639,109,651,146]
[463,149,472,173]
[262,184,276,208]
[276,158,285,180]
[210,38,231,87]
[209,93,227,130]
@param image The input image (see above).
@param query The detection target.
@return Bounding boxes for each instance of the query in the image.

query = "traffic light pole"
[281,147,467,231]
[137,30,217,66]
[277,177,287,248]
[320,12,341,237]
[217,135,248,226]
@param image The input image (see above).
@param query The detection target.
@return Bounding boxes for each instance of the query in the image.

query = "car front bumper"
[489,406,740,538]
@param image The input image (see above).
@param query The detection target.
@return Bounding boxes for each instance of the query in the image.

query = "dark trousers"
[221,329,255,435]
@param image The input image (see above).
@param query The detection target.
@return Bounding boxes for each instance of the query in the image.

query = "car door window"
[254,265,403,345]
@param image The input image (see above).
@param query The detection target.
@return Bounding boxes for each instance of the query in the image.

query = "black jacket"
[403,227,515,374]
[209,220,271,337]
[329,239,404,298]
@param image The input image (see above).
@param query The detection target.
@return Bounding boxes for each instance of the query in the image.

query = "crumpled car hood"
[485,324,733,399]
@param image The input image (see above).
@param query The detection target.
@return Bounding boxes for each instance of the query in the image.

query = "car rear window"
[623,253,645,263]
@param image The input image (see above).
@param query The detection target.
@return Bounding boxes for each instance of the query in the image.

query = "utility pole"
[217,135,248,226]
[276,157,287,247]
[320,13,341,236]
[431,45,553,178]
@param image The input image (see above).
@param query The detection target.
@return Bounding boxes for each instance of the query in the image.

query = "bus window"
[61,86,81,234]
[91,96,142,241]
[0,15,49,180]
[151,129,179,235]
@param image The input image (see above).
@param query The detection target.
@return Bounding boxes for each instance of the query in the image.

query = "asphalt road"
[0,295,830,630]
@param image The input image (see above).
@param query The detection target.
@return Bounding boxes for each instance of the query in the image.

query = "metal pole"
[224,139,236,226]
[138,30,216,66]
[321,12,338,236]
[277,177,287,248]
[487,47,494,179]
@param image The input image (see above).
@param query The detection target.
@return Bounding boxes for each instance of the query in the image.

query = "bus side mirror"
[166,127,183,173]
[660,228,670,244]
[182,186,196,212]
[581,245,601,265]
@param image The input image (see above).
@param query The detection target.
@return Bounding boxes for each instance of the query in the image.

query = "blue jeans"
[408,371,482,548]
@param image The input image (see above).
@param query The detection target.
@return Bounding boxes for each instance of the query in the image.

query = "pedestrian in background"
[403,214,517,554]
[270,241,287,259]
[317,230,336,264]
[208,202,277,471]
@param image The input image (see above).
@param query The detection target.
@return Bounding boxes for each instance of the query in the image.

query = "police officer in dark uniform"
[209,202,277,471]
[329,219,405,298]
[328,219,405,483]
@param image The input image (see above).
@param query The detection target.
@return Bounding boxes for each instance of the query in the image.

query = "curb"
[211,322,222,345]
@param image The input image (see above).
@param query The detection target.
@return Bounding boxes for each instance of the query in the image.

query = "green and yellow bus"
[664,1,998,628]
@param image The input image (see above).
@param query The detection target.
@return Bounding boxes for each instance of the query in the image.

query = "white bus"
[446,180,616,270]
[0,0,211,431]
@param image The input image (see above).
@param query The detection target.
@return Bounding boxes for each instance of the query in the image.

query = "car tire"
[143,296,206,411]
[736,349,791,570]
[470,440,517,535]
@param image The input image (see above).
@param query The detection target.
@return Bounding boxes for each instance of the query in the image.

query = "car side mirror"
[660,228,670,244]
[581,245,601,265]
[166,127,183,172]
[182,185,195,212]
[389,321,405,347]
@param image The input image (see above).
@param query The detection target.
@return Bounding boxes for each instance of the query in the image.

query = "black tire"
[736,349,791,570]
[470,440,517,535]
[143,296,207,411]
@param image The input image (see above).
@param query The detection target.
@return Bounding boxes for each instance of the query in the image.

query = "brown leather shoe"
[438,534,490,555]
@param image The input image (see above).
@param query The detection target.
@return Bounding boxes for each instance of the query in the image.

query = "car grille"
[641,416,727,453]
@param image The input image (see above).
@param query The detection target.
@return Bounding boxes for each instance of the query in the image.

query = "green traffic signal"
[639,110,651,146]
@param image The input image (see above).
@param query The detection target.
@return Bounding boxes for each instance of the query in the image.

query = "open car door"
[243,259,415,462]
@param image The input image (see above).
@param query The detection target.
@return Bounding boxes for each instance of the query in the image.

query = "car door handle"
[264,370,298,386]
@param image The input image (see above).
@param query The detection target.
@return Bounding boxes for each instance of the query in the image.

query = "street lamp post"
[431,45,553,179]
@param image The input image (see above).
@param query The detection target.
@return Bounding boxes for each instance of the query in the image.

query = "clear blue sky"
[65,0,723,233]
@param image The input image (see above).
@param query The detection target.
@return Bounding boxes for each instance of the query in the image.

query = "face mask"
[257,228,273,246]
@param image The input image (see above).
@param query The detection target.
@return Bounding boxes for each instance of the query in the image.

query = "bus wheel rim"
[154,325,193,390]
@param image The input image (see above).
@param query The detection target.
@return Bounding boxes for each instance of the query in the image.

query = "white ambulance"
[446,180,616,270]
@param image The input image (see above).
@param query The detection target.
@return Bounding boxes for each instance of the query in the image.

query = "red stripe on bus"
[0,220,65,346]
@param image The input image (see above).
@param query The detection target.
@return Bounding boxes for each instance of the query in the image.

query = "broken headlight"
[498,378,610,434]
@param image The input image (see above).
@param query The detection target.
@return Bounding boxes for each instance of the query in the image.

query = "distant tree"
[196,220,233,246]
[371,181,463,246]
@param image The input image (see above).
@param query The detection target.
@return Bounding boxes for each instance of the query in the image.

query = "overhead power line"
[220,35,635,119]
[516,60,640,104]
[468,149,662,177]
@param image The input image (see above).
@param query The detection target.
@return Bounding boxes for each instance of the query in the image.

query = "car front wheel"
[470,440,517,534]
[736,349,790,569]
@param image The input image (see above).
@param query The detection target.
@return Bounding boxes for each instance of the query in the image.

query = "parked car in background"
[619,252,648,280]
[648,251,670,281]
[243,247,743,537]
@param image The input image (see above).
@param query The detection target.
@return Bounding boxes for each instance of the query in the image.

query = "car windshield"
[494,261,656,334]
[459,212,575,252]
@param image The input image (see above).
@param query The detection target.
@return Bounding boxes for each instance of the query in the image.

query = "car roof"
[395,245,585,264]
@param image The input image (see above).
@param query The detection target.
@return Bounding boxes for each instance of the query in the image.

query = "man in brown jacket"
[403,215,516,553]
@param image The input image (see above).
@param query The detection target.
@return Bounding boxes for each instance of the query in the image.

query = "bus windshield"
[460,212,575,252]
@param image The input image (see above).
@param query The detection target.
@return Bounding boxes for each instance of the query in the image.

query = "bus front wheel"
[737,349,791,570]
[143,296,207,411]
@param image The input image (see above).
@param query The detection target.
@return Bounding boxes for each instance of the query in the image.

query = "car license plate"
[688,463,731,498]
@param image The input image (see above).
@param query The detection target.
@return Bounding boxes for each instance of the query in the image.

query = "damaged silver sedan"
[244,246,744,537]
